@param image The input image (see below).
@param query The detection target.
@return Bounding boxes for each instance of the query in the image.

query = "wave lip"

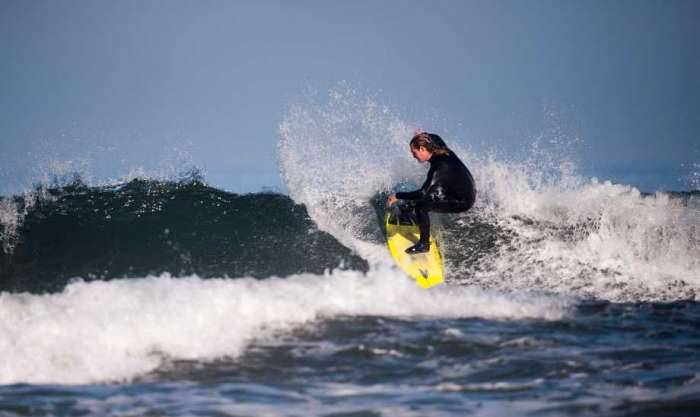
[0,267,570,385]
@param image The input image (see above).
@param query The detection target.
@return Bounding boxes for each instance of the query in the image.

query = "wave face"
[279,88,700,302]
[0,179,366,293]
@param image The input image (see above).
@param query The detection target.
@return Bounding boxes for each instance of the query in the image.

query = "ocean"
[1,91,699,416]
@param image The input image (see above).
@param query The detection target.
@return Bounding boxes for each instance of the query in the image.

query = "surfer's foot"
[405,241,430,254]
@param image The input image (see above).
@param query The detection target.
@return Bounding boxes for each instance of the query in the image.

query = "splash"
[278,87,700,302]
[278,87,419,262]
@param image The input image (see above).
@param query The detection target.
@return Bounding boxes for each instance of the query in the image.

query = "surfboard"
[384,205,444,288]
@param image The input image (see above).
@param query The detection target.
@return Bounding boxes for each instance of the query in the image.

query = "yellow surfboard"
[384,206,444,288]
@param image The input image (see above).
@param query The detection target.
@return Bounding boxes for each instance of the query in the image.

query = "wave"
[0,177,366,293]
[0,268,570,385]
[2,87,698,303]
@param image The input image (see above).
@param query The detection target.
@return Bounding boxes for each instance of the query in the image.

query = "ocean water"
[1,90,699,416]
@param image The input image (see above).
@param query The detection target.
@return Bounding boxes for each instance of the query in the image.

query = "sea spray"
[279,87,419,263]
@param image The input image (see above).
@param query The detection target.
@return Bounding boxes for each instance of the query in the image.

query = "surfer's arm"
[395,190,422,200]
[396,167,434,201]
[396,184,446,202]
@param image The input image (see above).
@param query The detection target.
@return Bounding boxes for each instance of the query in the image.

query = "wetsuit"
[395,150,476,245]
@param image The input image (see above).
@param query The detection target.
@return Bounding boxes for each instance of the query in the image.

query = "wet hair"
[409,132,450,156]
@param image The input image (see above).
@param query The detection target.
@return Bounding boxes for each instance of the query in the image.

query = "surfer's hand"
[387,194,398,207]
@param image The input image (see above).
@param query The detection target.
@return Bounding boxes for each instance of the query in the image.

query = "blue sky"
[1,0,698,193]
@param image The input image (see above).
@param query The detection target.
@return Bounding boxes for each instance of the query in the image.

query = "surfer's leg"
[428,199,472,214]
[406,202,431,254]
[415,202,430,244]
[406,199,473,254]
[406,197,474,254]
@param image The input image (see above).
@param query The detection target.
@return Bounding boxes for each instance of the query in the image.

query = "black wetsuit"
[395,151,476,244]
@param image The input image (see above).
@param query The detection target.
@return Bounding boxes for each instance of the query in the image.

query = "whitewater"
[0,269,568,385]
[0,88,698,416]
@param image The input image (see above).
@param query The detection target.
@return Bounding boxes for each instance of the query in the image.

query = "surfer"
[387,132,476,254]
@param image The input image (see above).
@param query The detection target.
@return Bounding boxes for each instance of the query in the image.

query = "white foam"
[0,268,569,384]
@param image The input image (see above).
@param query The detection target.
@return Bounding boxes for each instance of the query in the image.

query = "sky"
[1,0,699,194]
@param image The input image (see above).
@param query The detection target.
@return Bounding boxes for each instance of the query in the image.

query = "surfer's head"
[409,132,449,160]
